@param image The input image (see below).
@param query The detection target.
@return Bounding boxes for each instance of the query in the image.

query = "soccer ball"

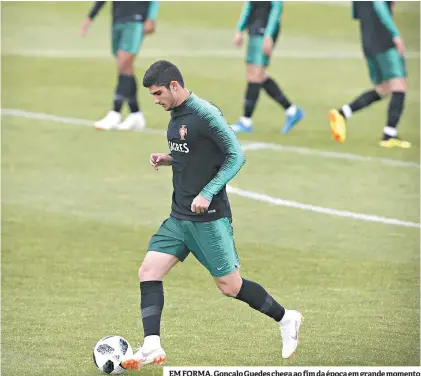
[93,335,133,374]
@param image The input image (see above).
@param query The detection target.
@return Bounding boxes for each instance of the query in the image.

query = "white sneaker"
[142,346,166,365]
[120,347,146,370]
[116,112,146,131]
[94,111,121,130]
[279,309,303,359]
[120,335,166,370]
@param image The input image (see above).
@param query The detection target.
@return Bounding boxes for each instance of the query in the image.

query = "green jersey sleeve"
[373,0,399,38]
[237,1,252,32]
[192,101,246,201]
[147,1,160,21]
[264,1,283,38]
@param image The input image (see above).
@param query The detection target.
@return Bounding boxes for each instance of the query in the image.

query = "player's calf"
[231,277,303,358]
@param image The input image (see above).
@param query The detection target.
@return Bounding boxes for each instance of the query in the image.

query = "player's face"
[149,85,176,111]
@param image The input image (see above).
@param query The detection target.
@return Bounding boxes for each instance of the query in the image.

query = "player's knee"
[138,263,160,281]
[389,77,407,93]
[217,284,239,297]
[247,72,264,83]
[246,65,265,83]
[117,51,134,75]
[375,83,390,98]
[215,279,242,297]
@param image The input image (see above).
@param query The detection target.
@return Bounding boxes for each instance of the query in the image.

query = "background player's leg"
[262,76,292,111]
[262,75,305,134]
[329,54,386,143]
[214,270,303,359]
[380,77,410,148]
[232,64,264,133]
[95,24,124,130]
[117,22,146,131]
[337,86,384,121]
[336,54,387,121]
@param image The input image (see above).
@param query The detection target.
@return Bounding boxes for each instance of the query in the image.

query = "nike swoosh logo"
[216,266,224,271]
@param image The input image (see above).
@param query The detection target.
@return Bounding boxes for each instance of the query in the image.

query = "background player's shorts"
[246,35,272,67]
[148,216,240,277]
[112,22,144,56]
[366,47,407,85]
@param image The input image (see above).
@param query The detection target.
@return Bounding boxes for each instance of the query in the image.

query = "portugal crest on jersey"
[179,125,188,140]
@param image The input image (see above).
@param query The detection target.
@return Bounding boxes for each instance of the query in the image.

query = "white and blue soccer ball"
[93,335,133,375]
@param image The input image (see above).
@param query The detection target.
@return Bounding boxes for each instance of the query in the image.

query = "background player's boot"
[94,111,121,130]
[279,309,303,359]
[379,137,411,149]
[116,112,146,131]
[329,109,346,142]
[282,106,304,134]
[231,117,253,133]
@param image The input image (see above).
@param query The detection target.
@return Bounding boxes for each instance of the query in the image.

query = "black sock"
[383,92,406,140]
[262,77,292,110]
[113,75,133,113]
[127,75,140,113]
[244,82,262,118]
[338,89,382,118]
[235,278,285,322]
[140,281,164,337]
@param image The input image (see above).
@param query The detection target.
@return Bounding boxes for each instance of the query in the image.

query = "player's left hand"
[144,19,155,35]
[393,36,405,56]
[191,195,210,214]
[80,18,92,36]
[262,36,273,56]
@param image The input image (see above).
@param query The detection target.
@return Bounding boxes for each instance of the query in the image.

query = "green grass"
[1,2,420,375]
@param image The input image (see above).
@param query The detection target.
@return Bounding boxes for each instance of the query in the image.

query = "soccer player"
[80,1,160,131]
[329,1,411,148]
[231,1,304,134]
[120,60,303,369]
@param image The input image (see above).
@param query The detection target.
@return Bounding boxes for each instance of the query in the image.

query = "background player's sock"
[113,75,125,112]
[262,77,292,110]
[140,281,164,337]
[244,82,262,118]
[235,278,285,322]
[127,75,140,113]
[382,92,405,140]
[338,89,382,119]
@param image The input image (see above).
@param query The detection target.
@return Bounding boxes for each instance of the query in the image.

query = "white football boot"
[279,309,303,359]
[116,112,146,131]
[121,335,166,370]
[94,111,121,130]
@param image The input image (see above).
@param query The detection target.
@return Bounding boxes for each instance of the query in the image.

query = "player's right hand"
[80,18,92,36]
[233,32,243,47]
[393,37,405,56]
[144,19,155,35]
[150,153,173,170]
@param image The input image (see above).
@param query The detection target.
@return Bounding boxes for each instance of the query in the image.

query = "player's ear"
[169,81,178,91]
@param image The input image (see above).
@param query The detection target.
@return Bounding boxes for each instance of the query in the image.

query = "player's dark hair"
[142,60,185,88]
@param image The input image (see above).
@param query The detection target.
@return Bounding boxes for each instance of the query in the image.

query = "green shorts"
[246,35,276,67]
[148,217,240,277]
[112,22,144,56]
[366,48,407,85]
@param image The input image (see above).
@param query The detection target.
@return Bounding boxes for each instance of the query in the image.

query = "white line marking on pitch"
[227,186,420,229]
[2,109,418,169]
[241,142,420,168]
[2,108,419,228]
